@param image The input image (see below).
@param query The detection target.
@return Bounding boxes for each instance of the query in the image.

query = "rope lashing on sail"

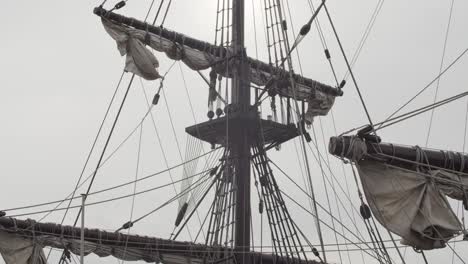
[330,135,468,250]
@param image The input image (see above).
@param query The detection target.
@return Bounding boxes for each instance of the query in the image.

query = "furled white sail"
[357,160,464,250]
[0,221,320,264]
[101,18,337,123]
[103,19,161,80]
[337,137,467,249]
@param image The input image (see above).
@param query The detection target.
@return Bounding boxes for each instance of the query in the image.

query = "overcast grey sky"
[1,0,468,264]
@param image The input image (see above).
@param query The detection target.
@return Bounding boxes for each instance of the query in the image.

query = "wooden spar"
[92,6,342,98]
[231,1,251,264]
[329,136,468,173]
[0,217,321,264]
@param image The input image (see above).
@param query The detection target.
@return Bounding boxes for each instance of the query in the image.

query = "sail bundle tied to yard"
[329,136,468,250]
[96,7,341,123]
[0,217,320,264]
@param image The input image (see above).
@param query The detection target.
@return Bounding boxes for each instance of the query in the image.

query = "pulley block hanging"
[339,80,346,89]
[210,166,219,176]
[216,108,223,117]
[360,203,372,220]
[152,94,160,105]
[207,110,215,120]
[281,20,288,31]
[121,220,134,230]
[175,202,189,227]
[311,247,320,257]
[114,1,126,10]
[300,24,311,36]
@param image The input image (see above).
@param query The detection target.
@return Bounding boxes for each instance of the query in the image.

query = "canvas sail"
[330,136,467,249]
[0,217,320,264]
[99,12,340,123]
[0,230,46,264]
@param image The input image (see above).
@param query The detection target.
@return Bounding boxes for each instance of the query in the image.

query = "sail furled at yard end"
[102,19,161,80]
[305,91,335,124]
[96,8,341,122]
[357,160,463,250]
[0,231,46,264]
[330,136,467,250]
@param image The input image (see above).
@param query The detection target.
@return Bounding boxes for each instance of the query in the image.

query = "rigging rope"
[310,124,344,264]
[1,147,220,214]
[375,91,468,132]
[425,0,456,147]
[119,122,143,264]
[7,168,215,218]
[268,1,328,260]
[53,70,125,246]
[342,0,385,82]
[117,169,213,231]
[341,90,468,135]
[269,157,379,254]
[323,4,375,128]
[379,45,468,128]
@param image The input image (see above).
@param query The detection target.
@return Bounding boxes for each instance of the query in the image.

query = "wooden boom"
[329,136,468,173]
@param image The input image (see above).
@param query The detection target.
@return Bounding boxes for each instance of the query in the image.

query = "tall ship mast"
[1,1,468,264]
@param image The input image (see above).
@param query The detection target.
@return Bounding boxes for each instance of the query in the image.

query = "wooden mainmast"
[230,1,251,263]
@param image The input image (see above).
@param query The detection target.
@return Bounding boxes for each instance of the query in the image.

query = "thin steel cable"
[7,104,156,223]
[323,4,375,128]
[2,150,217,214]
[74,74,136,224]
[119,170,213,230]
[316,117,355,264]
[342,90,468,135]
[159,0,172,26]
[271,1,328,260]
[380,45,468,128]
[8,169,214,218]
[119,122,143,264]
[375,91,468,132]
[280,190,382,262]
[54,70,125,232]
[270,159,380,254]
[343,0,385,81]
[330,111,367,264]
[304,140,373,242]
[143,0,158,22]
[310,124,344,264]
[425,0,456,147]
